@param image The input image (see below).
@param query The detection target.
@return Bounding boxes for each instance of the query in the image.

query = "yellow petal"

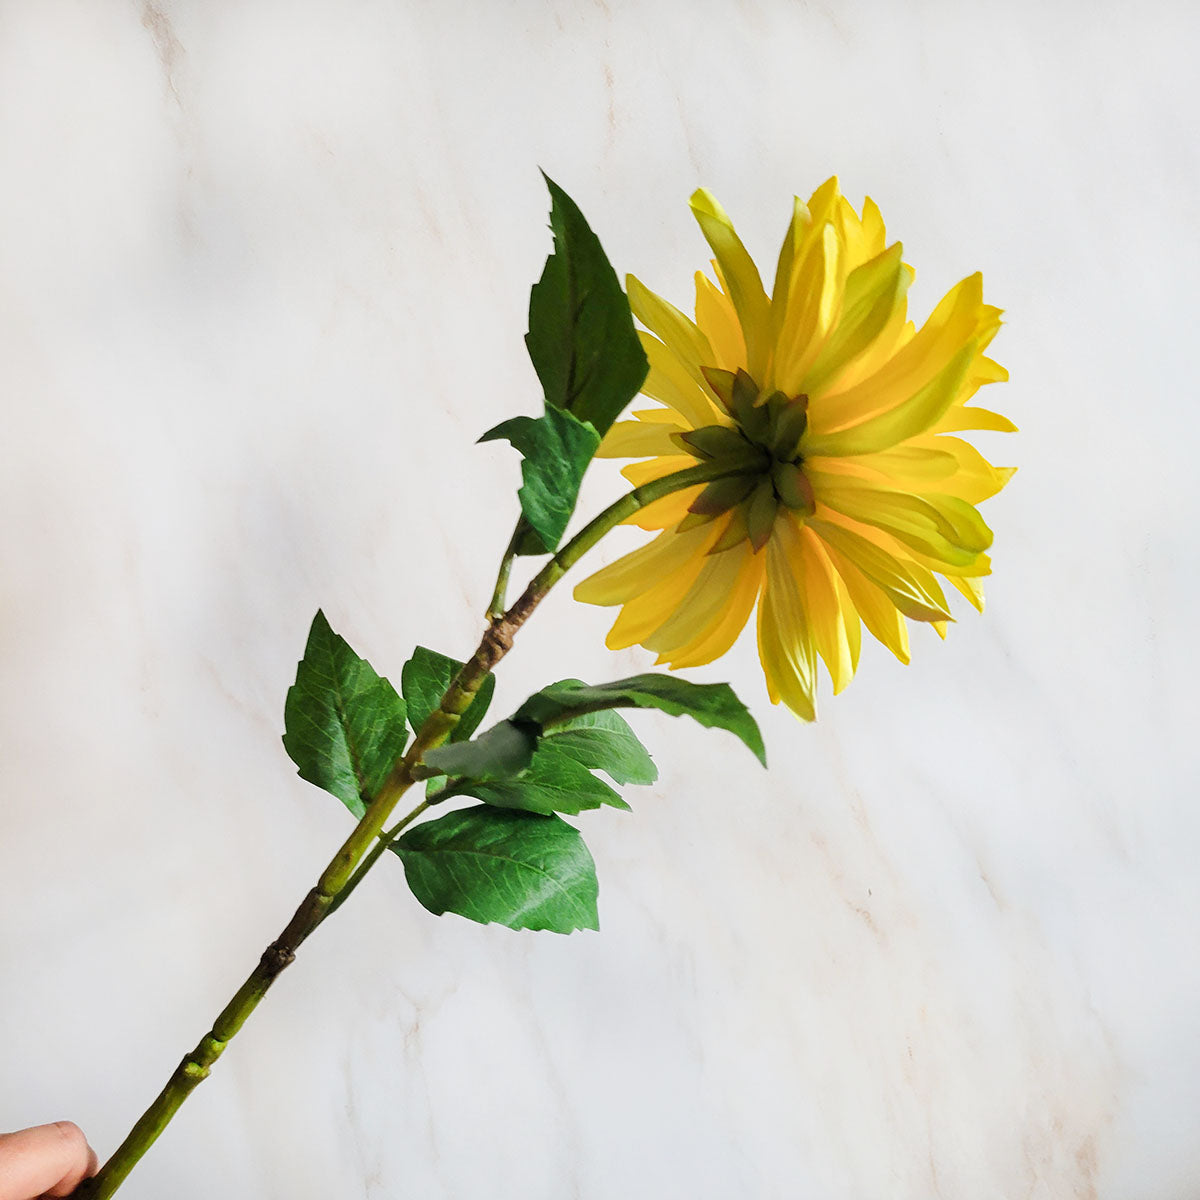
[834,195,868,272]
[905,547,992,579]
[950,354,1009,409]
[783,518,858,694]
[834,560,863,676]
[617,455,705,529]
[621,456,691,487]
[630,486,705,531]
[949,574,986,611]
[802,339,978,458]
[769,196,812,336]
[974,307,1004,353]
[772,222,842,394]
[804,242,910,396]
[836,444,961,486]
[694,269,747,372]
[638,332,724,428]
[756,526,819,720]
[597,420,689,459]
[646,540,761,662]
[660,543,766,668]
[805,177,842,229]
[827,264,913,393]
[690,190,772,381]
[809,516,953,623]
[820,540,911,663]
[814,478,992,568]
[574,523,715,607]
[631,406,684,424]
[628,275,716,389]
[820,435,1014,505]
[906,436,1016,504]
[604,531,720,649]
[931,403,1017,435]
[809,273,984,436]
[857,196,887,262]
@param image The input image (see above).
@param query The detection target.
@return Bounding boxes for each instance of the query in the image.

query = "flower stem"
[325,803,429,920]
[487,520,526,621]
[70,456,731,1199]
[524,459,723,595]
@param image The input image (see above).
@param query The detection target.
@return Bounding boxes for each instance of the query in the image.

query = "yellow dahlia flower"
[574,177,1014,720]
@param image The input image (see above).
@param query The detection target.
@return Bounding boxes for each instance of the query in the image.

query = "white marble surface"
[2,2,1198,1196]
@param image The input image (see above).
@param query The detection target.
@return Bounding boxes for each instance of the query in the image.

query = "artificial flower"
[574,178,1014,719]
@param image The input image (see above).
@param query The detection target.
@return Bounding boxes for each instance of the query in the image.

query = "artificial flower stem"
[324,805,430,920]
[486,520,526,621]
[525,459,732,594]
[72,797,434,1200]
[71,457,731,1200]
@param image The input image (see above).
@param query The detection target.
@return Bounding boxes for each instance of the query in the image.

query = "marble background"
[2,2,1197,1197]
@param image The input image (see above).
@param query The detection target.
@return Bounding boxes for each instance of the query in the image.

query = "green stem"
[487,520,525,621]
[325,802,429,920]
[71,457,732,1199]
[524,459,727,595]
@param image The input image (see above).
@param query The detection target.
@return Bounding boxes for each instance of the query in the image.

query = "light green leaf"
[418,685,661,816]
[541,708,657,786]
[459,743,629,815]
[526,173,649,437]
[515,674,767,767]
[420,720,538,783]
[480,406,601,555]
[282,611,408,819]
[393,806,599,933]
[401,645,496,742]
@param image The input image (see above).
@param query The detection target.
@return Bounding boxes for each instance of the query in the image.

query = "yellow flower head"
[574,178,1014,720]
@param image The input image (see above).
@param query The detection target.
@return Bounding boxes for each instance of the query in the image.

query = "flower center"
[674,368,816,551]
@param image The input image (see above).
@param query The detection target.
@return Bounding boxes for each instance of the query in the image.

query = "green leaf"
[393,806,599,933]
[480,406,600,554]
[459,743,629,815]
[420,720,538,783]
[419,690,655,813]
[282,611,408,819]
[526,173,649,437]
[541,708,657,786]
[515,674,767,767]
[420,701,653,817]
[401,646,496,743]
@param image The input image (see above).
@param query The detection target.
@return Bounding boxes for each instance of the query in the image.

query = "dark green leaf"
[393,806,599,933]
[480,406,600,554]
[401,645,496,742]
[515,674,767,767]
[526,174,648,437]
[420,719,538,783]
[460,743,629,815]
[282,611,408,819]
[541,708,657,786]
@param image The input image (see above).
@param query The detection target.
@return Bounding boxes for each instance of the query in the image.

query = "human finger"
[0,1122,97,1200]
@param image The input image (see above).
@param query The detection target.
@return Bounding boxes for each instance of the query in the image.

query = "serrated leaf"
[420,719,538,783]
[526,174,649,437]
[282,611,408,819]
[515,674,767,766]
[480,406,601,554]
[401,645,496,742]
[393,806,599,933]
[460,743,629,815]
[541,708,657,786]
